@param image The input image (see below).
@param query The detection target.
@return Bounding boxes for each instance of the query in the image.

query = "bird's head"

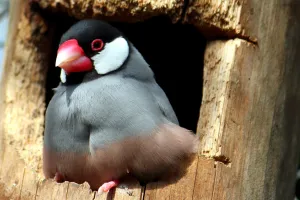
[55,19,129,83]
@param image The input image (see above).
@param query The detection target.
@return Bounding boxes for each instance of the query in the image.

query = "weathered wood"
[0,0,52,199]
[192,0,300,198]
[194,39,257,200]
[184,0,244,38]
[34,0,185,23]
[1,0,51,174]
[195,20,300,199]
[144,157,198,200]
[0,0,24,169]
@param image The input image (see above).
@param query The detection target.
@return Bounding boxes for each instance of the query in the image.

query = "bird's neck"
[120,44,154,81]
[61,70,101,86]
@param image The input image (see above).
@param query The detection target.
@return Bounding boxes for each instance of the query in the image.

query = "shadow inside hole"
[46,16,206,132]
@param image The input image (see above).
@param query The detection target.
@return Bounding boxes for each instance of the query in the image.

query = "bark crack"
[178,0,190,23]
[92,191,96,200]
[210,166,217,200]
[65,182,70,200]
[191,157,199,200]
[212,155,232,166]
[34,181,39,200]
[140,185,146,200]
[18,168,26,200]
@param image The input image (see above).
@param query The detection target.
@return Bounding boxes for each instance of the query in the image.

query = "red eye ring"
[91,39,104,51]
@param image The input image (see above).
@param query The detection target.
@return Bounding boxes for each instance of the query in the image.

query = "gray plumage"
[43,20,198,190]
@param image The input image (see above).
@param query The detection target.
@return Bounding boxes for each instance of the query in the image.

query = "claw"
[54,172,64,183]
[97,180,119,194]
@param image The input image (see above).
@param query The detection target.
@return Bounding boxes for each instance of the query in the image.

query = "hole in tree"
[45,15,206,132]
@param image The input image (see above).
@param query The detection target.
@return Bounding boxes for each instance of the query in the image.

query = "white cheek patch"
[60,69,67,83]
[91,37,129,75]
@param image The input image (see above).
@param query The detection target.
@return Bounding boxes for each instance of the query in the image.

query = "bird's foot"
[97,180,119,194]
[54,172,65,183]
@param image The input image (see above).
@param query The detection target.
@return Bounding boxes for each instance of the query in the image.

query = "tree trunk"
[1,0,299,199]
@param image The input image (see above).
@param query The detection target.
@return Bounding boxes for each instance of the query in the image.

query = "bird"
[43,19,199,193]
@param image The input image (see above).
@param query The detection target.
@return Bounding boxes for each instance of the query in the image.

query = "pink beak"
[55,39,93,73]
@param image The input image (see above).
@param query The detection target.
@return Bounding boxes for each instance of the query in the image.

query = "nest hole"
[45,15,206,132]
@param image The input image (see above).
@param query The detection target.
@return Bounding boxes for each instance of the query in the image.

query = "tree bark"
[0,0,299,199]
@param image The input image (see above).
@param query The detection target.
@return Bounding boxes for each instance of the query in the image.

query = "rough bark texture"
[0,0,55,199]
[184,0,244,38]
[194,1,300,197]
[34,0,185,23]
[1,0,300,199]
[34,0,253,40]
[1,0,52,173]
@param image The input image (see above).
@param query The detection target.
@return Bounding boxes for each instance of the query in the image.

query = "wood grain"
[0,0,24,172]
[195,27,300,199]
[144,157,198,200]
[1,0,53,178]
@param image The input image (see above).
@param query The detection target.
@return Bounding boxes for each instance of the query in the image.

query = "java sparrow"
[43,19,199,193]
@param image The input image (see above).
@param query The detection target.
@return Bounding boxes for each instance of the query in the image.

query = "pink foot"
[98,180,119,194]
[54,172,64,183]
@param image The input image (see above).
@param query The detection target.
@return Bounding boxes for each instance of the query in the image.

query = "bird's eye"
[91,39,104,51]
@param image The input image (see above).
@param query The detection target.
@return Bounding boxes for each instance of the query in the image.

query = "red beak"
[55,39,93,73]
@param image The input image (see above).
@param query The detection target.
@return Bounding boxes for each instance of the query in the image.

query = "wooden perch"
[1,0,300,199]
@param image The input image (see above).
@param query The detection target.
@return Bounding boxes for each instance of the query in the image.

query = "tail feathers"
[91,123,199,185]
[128,123,199,182]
